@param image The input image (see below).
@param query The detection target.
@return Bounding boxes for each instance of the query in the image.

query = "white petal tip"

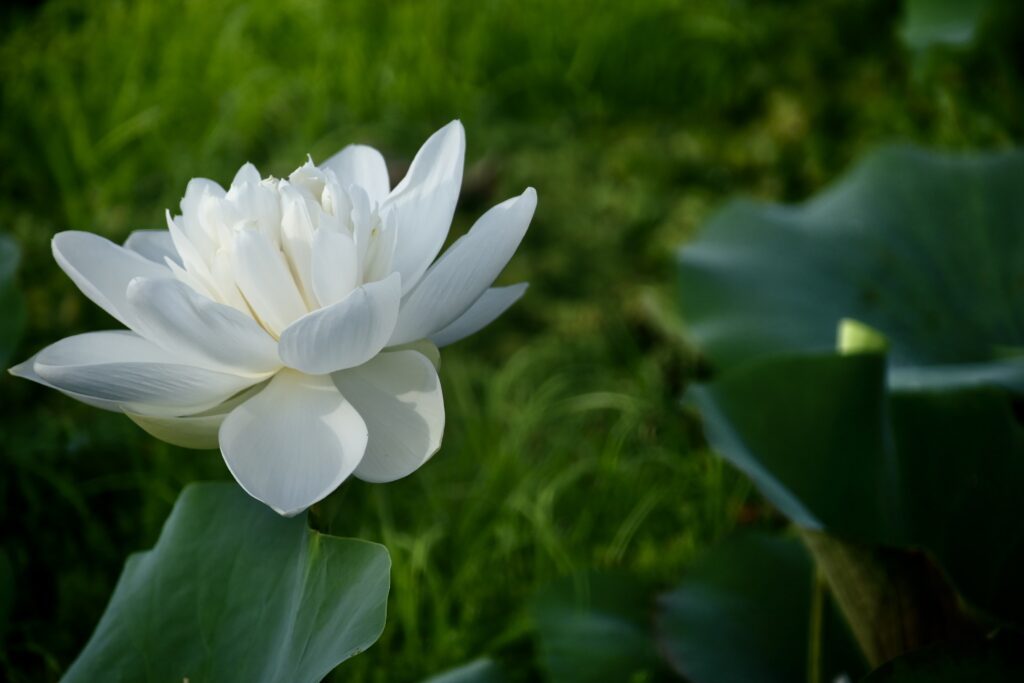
[8,359,34,379]
[356,440,443,484]
[520,186,538,209]
[433,120,466,151]
[50,230,84,254]
[232,162,261,187]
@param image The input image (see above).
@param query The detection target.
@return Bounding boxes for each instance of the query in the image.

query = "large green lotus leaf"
[63,482,390,683]
[692,352,1024,622]
[692,353,900,538]
[531,572,667,683]
[887,385,1024,618]
[657,533,864,683]
[677,146,1024,377]
[0,235,26,367]
[901,0,993,50]
[861,632,1024,682]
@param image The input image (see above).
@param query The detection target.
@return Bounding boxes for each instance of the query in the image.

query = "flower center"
[164,159,395,337]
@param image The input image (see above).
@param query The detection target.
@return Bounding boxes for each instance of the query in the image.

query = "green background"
[1,0,1022,680]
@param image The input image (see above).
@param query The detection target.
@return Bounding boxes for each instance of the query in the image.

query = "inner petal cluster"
[164,159,395,337]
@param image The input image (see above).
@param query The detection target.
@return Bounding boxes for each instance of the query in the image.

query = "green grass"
[1,0,1022,680]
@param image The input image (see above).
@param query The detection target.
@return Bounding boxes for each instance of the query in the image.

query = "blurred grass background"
[1,0,1022,680]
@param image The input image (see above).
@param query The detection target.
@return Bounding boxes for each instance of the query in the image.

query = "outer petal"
[52,231,171,328]
[392,339,441,370]
[430,283,529,347]
[126,277,280,376]
[383,120,465,294]
[219,370,368,516]
[231,230,308,336]
[26,331,258,416]
[389,188,536,346]
[333,350,444,483]
[10,355,129,413]
[126,382,268,449]
[323,144,391,205]
[123,230,181,266]
[278,272,400,375]
[128,411,225,450]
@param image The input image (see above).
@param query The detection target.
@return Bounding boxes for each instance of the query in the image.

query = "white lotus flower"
[11,121,535,516]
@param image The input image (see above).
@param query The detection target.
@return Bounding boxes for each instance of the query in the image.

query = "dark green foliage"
[676,102,1024,678]
[680,144,1024,623]
[0,236,25,367]
[507,533,864,683]
[694,350,1024,638]
[861,632,1024,682]
[902,0,995,49]
[692,354,897,536]
[531,572,668,682]
[422,659,509,683]
[657,533,863,683]
[1,0,1023,681]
